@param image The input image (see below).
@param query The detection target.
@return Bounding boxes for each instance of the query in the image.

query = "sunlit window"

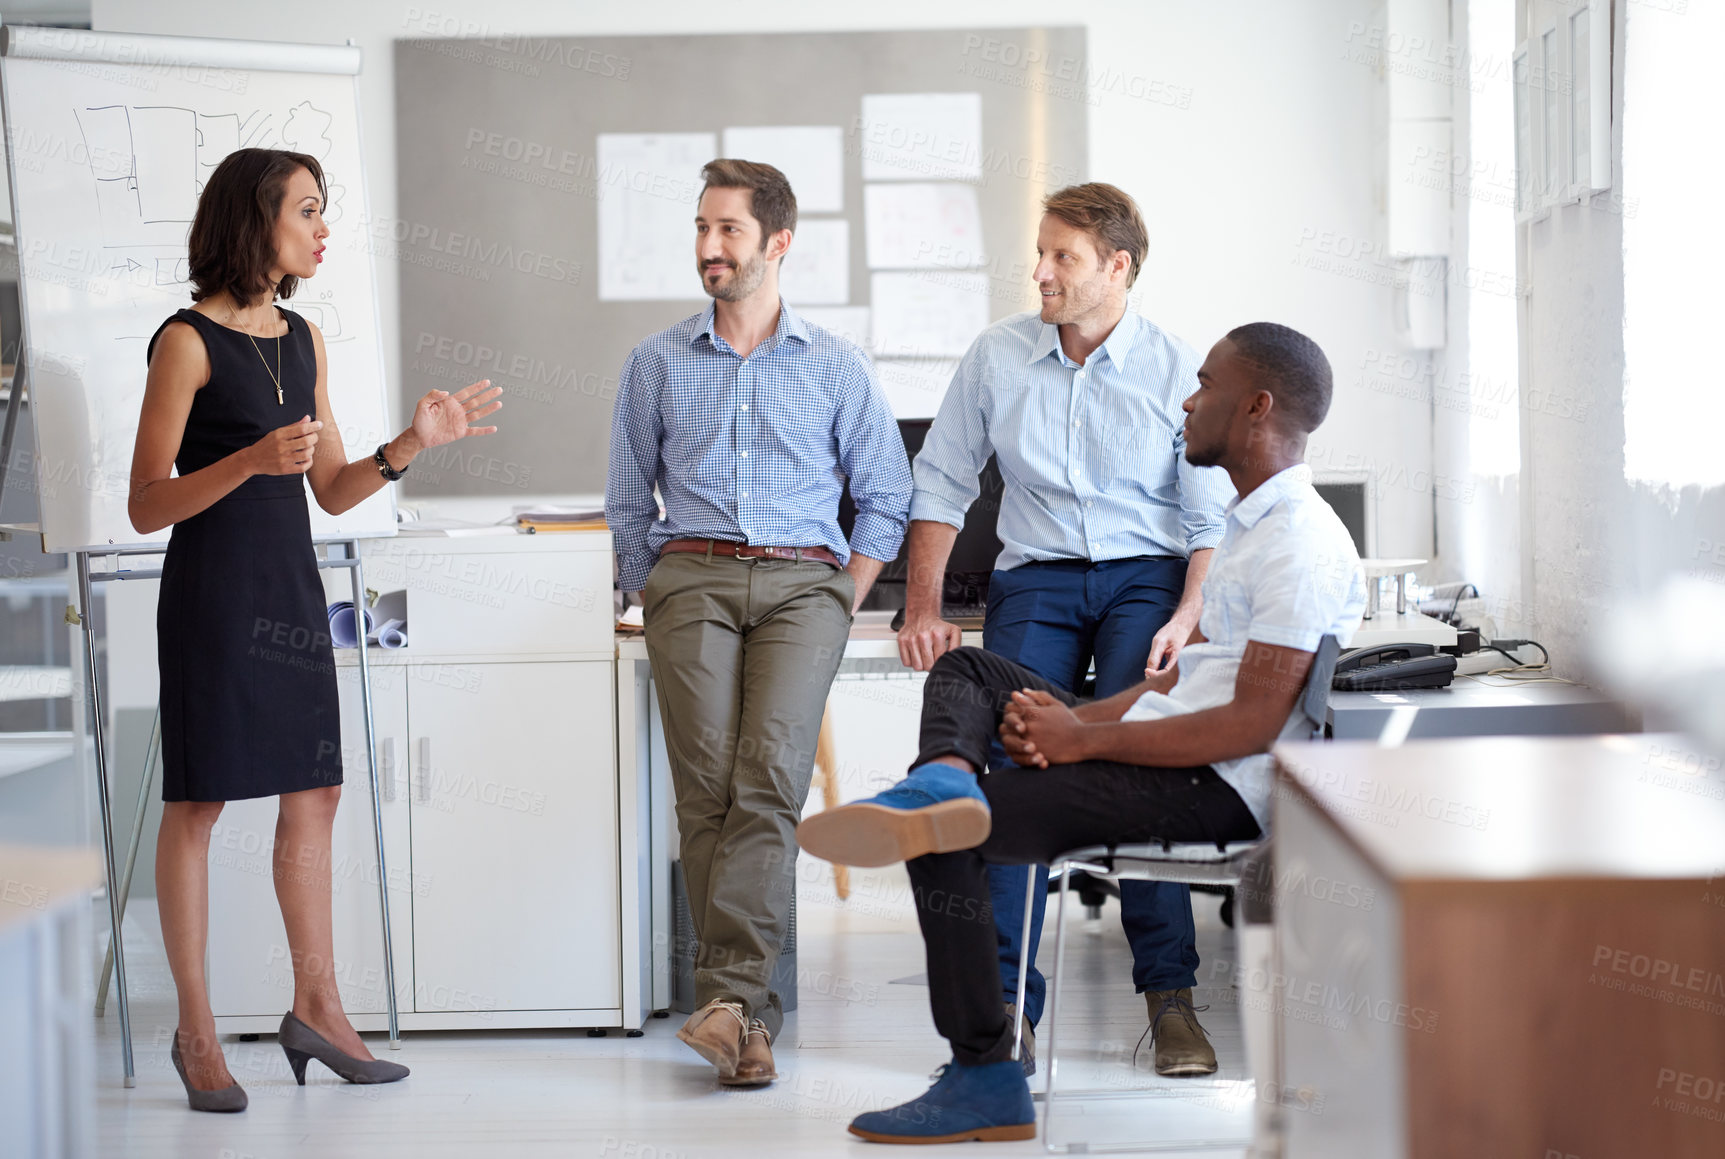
[1623,0,1725,489]
[1467,0,1519,478]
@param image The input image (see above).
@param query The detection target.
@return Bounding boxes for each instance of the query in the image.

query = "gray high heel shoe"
[170,1031,248,1112]
[278,1011,410,1085]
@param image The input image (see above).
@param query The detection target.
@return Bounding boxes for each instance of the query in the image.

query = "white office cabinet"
[207,663,413,1023]
[209,532,634,1035]
[407,661,619,1016]
[359,540,614,659]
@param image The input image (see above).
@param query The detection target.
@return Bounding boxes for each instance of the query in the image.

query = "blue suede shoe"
[796,763,991,867]
[849,1059,1035,1144]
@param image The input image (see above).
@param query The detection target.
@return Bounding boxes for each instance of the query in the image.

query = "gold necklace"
[229,303,284,405]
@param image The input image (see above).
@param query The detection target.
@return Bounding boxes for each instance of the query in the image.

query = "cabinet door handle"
[415,737,431,804]
[379,738,398,802]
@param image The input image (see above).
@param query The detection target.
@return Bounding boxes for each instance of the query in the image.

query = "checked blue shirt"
[606,299,913,591]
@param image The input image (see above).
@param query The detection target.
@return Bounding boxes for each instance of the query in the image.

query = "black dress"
[147,307,342,802]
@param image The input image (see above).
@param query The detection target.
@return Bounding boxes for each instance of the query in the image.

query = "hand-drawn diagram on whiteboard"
[597,132,715,302]
[71,100,351,338]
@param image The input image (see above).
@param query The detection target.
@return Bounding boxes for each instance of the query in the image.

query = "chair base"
[1029,850,1272,1155]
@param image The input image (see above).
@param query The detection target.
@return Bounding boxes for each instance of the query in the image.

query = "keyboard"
[890,603,987,630]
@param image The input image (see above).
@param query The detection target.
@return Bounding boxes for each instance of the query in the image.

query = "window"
[1469,0,1519,478]
[1622,0,1725,488]
[1569,9,1590,189]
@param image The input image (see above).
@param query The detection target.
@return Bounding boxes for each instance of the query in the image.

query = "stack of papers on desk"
[516,508,607,532]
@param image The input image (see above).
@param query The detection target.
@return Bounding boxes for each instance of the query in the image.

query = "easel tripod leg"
[96,709,159,1017]
[349,546,400,1048]
[78,552,135,1086]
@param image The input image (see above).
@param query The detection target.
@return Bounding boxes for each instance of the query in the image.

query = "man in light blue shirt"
[607,159,911,1088]
[896,183,1235,1075]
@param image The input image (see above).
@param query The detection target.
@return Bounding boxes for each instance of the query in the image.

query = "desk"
[613,609,980,667]
[1326,678,1638,740]
[1270,734,1725,1159]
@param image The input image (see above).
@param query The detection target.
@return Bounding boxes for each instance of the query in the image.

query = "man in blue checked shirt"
[605,159,911,1089]
[895,183,1236,1078]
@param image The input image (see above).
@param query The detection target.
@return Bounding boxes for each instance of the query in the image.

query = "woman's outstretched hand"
[411,379,503,449]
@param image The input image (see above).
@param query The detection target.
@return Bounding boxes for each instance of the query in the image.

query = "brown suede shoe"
[1144,988,1217,1076]
[676,999,748,1078]
[720,1019,777,1087]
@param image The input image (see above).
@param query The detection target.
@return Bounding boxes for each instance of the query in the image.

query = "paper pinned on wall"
[721,125,844,213]
[870,271,990,359]
[864,183,986,270]
[859,92,983,182]
[797,306,871,350]
[779,219,850,306]
[875,359,961,420]
[597,132,715,301]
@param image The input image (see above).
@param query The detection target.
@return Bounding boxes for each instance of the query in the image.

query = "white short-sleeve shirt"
[1120,463,1367,829]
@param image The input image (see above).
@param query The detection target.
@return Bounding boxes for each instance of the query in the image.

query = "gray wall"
[392,27,1087,496]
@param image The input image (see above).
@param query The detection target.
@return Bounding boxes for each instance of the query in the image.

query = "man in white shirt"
[798,322,1366,1144]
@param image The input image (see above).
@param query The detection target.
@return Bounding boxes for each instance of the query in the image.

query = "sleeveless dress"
[147,307,342,802]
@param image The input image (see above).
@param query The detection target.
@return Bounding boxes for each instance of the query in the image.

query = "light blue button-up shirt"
[606,300,913,591]
[910,309,1234,570]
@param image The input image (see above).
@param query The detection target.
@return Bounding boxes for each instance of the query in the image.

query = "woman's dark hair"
[187,147,326,306]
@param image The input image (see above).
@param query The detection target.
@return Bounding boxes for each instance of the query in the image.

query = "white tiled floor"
[94,866,1250,1158]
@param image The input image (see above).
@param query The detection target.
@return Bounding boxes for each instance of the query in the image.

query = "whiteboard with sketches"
[0,26,395,552]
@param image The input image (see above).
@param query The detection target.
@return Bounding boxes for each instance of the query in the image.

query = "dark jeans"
[910,647,1261,1067]
[981,557,1199,1026]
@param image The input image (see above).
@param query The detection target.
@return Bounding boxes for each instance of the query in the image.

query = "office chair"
[1012,634,1341,1154]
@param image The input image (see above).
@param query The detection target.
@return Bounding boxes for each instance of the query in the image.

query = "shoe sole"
[716,1070,777,1088]
[1155,1060,1219,1077]
[797,799,991,867]
[848,1123,1036,1144]
[675,1025,740,1079]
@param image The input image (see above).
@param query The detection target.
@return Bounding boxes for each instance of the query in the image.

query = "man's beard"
[1183,442,1223,468]
[1040,276,1106,325]
[1183,430,1225,468]
[701,248,768,302]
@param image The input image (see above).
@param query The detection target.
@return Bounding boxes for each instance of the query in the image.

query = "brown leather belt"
[659,538,842,568]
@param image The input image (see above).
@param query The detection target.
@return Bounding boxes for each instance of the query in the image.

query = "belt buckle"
[731,540,748,559]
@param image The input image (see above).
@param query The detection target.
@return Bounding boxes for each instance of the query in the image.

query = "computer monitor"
[1312,475,1373,558]
[838,419,1003,611]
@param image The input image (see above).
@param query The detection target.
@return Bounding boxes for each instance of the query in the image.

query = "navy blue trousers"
[982,557,1199,1026]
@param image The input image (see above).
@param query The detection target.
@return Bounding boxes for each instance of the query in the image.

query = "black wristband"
[374,443,408,481]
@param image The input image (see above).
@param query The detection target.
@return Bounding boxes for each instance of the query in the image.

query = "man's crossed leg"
[797,647,1260,1144]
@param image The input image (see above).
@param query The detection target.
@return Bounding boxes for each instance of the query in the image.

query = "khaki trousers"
[642,551,853,1038]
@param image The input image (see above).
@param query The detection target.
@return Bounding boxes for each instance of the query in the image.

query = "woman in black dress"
[128,148,502,1111]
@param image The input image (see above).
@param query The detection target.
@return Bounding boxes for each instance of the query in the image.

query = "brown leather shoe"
[1144,988,1217,1076]
[719,1019,777,1087]
[676,999,748,1078]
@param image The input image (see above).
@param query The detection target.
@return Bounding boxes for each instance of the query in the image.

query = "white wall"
[92,0,1434,558]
